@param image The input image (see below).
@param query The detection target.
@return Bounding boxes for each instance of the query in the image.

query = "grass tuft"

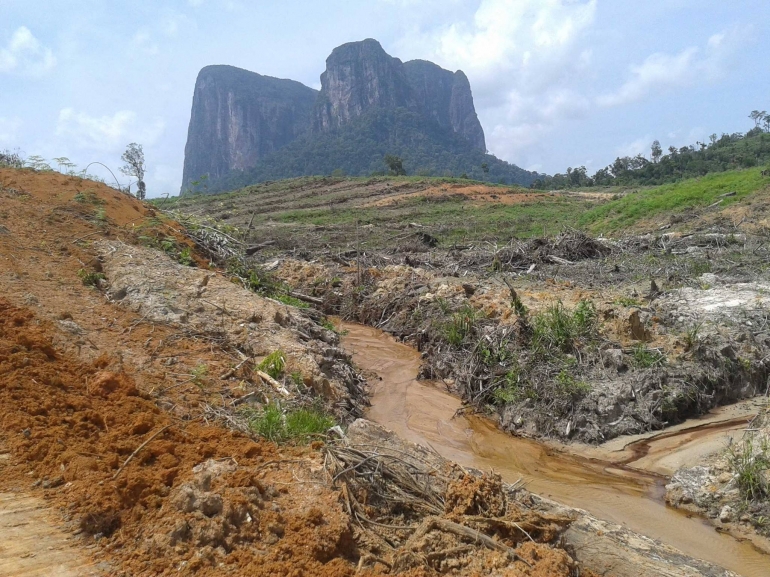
[248,403,336,444]
[77,268,105,287]
[727,436,770,502]
[532,300,596,354]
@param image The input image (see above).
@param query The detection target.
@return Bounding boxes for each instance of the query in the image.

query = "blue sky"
[1,1,768,196]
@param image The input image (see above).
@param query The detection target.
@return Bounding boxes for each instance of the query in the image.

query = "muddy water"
[341,322,770,577]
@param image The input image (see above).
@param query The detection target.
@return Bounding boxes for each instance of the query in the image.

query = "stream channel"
[340,321,770,577]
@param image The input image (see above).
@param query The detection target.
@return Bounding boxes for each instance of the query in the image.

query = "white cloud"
[0,117,22,145]
[131,29,159,55]
[0,26,56,75]
[394,0,598,163]
[55,108,165,151]
[426,0,597,89]
[615,136,651,159]
[597,27,746,107]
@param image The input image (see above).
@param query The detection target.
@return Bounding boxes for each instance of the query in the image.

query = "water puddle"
[341,321,770,577]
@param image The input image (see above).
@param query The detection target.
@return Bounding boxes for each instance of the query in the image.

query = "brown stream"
[340,322,770,577]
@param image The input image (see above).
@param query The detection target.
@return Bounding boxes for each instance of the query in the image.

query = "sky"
[1,1,768,197]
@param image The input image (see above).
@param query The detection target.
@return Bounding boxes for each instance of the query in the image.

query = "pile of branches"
[165,210,244,264]
[536,230,612,262]
[450,231,612,273]
[324,440,572,573]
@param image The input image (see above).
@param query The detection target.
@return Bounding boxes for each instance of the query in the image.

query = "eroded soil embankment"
[0,299,360,577]
[340,322,770,577]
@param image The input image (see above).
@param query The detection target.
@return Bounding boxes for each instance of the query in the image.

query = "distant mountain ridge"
[181,39,538,194]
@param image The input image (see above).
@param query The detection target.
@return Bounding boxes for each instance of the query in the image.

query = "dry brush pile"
[323,423,584,576]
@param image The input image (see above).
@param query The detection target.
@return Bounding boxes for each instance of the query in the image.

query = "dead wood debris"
[324,441,573,574]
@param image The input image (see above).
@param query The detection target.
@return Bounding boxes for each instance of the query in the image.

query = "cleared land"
[169,169,770,547]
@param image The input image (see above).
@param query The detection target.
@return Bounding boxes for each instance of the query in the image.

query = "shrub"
[77,268,105,287]
[555,369,591,397]
[227,259,281,297]
[443,304,479,346]
[191,364,208,387]
[632,344,666,368]
[249,404,285,442]
[727,436,770,502]
[178,247,194,266]
[532,300,596,354]
[275,294,309,308]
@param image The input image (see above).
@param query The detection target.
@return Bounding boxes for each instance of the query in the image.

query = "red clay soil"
[0,298,363,576]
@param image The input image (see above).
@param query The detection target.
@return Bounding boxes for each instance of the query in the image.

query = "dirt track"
[0,492,103,577]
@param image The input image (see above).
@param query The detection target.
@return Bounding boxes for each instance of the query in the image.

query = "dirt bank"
[667,405,770,540]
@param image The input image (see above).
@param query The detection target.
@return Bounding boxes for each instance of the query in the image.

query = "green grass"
[275,294,310,308]
[579,169,768,233]
[158,176,597,251]
[77,268,106,287]
[632,344,666,368]
[248,403,336,444]
[442,304,480,346]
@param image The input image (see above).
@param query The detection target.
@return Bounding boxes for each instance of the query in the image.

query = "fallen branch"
[289,291,324,306]
[112,425,171,480]
[245,240,276,255]
[219,357,252,380]
[255,369,291,397]
[546,255,574,266]
[410,517,531,567]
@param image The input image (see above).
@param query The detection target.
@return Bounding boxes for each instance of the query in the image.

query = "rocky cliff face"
[404,60,486,152]
[313,39,416,132]
[181,65,317,192]
[313,40,485,152]
[181,41,493,193]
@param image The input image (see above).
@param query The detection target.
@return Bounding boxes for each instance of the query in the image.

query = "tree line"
[531,110,770,190]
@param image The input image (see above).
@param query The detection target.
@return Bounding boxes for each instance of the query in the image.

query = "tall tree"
[651,140,662,163]
[383,154,406,176]
[120,143,146,200]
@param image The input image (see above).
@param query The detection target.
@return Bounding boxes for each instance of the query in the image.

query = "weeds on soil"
[632,344,666,368]
[727,435,770,502]
[77,268,105,287]
[532,300,597,355]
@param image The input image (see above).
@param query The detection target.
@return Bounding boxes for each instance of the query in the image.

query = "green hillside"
[579,168,769,232]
